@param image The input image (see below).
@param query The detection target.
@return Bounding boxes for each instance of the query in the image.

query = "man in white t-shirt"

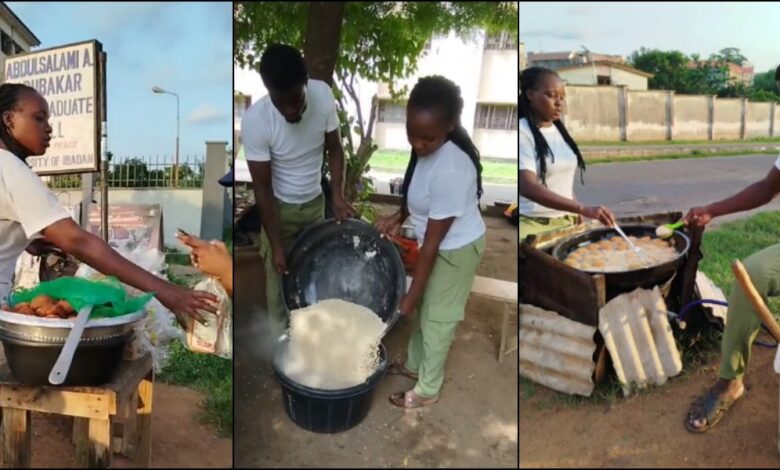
[242,44,355,338]
[683,64,780,433]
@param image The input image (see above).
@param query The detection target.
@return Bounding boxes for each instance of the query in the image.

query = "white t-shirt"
[519,117,579,218]
[0,150,70,303]
[241,79,340,204]
[407,140,486,251]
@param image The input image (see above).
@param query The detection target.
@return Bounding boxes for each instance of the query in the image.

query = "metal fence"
[46,155,206,190]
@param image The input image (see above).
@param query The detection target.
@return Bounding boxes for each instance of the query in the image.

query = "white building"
[234,28,519,170]
[0,3,39,73]
[556,61,653,90]
[373,30,518,160]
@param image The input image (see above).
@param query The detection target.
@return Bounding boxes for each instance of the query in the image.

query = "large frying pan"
[551,224,690,296]
[281,219,405,330]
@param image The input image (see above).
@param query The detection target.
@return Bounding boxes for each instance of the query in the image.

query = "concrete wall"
[627,91,667,141]
[55,189,203,250]
[745,102,772,139]
[473,129,518,160]
[564,84,780,142]
[374,123,408,151]
[559,67,597,86]
[611,68,648,90]
[560,65,648,90]
[564,86,621,141]
[478,49,518,103]
[713,99,742,140]
[672,96,709,140]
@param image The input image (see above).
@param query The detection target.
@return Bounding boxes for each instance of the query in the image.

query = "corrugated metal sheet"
[695,270,728,325]
[519,304,597,397]
[599,287,682,396]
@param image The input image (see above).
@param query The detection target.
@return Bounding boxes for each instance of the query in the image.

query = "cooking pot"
[551,224,690,298]
[0,309,145,385]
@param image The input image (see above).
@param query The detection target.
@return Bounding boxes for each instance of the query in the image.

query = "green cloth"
[719,242,780,379]
[259,193,325,339]
[519,213,578,241]
[404,235,485,397]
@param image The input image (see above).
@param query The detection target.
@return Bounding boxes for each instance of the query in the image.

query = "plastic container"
[272,336,388,434]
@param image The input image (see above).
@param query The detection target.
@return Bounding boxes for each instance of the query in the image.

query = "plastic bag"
[75,246,181,372]
[183,276,232,360]
[10,276,153,319]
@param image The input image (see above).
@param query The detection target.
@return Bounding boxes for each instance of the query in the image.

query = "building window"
[475,104,518,130]
[1,30,13,56]
[484,31,516,51]
[377,100,405,123]
[597,75,612,85]
[12,41,22,55]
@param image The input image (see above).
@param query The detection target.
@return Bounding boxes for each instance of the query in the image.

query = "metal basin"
[0,310,145,385]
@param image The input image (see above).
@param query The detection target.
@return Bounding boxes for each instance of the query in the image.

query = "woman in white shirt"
[519,66,616,240]
[376,76,485,409]
[0,83,215,325]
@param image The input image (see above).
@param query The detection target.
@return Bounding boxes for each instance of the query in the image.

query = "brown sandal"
[387,357,418,380]
[389,390,439,409]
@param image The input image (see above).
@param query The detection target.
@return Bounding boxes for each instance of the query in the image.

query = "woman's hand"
[580,205,617,228]
[399,294,416,317]
[684,206,714,228]
[176,233,231,280]
[156,283,218,327]
[375,211,403,237]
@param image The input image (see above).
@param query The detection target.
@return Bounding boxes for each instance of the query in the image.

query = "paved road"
[575,154,780,227]
[368,169,517,206]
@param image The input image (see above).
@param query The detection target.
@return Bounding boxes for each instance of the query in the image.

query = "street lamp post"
[152,86,180,187]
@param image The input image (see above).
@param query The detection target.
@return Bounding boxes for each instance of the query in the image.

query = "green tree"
[629,48,694,92]
[629,48,730,95]
[234,2,516,218]
[710,47,747,67]
[109,158,148,188]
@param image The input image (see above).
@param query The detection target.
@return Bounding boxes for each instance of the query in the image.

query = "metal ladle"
[48,305,94,385]
[612,224,652,266]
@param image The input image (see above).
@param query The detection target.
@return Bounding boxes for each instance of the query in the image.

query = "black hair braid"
[401,75,483,209]
[0,83,38,160]
[519,66,586,185]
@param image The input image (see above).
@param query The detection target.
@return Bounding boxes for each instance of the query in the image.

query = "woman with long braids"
[519,66,616,239]
[0,83,216,326]
[375,76,485,409]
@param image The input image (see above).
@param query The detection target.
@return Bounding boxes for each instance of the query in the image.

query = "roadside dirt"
[520,342,780,468]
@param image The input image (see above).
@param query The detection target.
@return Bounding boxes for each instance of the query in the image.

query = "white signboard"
[4,40,101,175]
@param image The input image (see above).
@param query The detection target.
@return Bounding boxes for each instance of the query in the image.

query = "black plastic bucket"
[272,336,388,434]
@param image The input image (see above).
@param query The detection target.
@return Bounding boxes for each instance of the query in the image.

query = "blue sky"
[520,2,779,73]
[6,2,232,161]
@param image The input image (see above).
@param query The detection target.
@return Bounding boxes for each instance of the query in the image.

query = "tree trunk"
[303,2,345,86]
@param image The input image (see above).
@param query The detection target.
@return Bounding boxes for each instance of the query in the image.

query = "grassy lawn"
[370,150,517,184]
[581,136,780,146]
[159,341,233,437]
[158,227,233,437]
[589,149,778,165]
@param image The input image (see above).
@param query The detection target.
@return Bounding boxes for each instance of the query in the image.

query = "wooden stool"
[0,353,153,468]
[407,275,518,362]
[468,276,518,362]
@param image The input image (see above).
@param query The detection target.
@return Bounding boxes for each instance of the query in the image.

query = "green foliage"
[631,46,779,104]
[234,2,517,218]
[159,341,233,437]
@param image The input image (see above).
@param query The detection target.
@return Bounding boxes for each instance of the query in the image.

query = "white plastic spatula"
[48,305,93,385]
